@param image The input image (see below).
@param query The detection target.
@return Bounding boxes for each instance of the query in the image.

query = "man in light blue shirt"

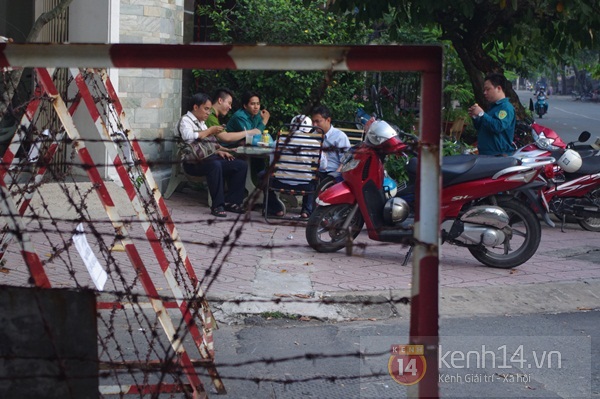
[310,105,351,181]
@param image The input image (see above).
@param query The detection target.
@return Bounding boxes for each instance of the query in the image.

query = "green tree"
[322,0,600,117]
[194,0,372,129]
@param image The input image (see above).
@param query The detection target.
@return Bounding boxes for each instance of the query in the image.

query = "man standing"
[468,73,516,156]
[310,105,351,181]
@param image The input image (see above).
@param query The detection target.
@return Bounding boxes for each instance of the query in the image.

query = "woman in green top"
[223,91,270,147]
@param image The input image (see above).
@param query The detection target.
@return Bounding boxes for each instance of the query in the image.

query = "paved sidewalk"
[2,182,599,321]
[163,187,600,320]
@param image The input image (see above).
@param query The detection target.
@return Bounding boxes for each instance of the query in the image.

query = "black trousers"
[183,156,248,208]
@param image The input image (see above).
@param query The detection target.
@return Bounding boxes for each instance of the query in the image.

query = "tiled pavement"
[2,182,599,318]
[168,190,600,293]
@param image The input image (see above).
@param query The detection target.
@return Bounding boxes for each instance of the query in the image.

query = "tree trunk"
[451,38,527,120]
[559,62,567,95]
[505,82,528,121]
[451,39,486,107]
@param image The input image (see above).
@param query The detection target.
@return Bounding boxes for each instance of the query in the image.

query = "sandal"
[300,209,311,220]
[210,205,227,218]
[224,203,245,214]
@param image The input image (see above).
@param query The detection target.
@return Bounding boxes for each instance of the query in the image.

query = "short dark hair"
[212,87,234,104]
[188,93,211,111]
[241,91,260,106]
[310,105,331,119]
[484,73,508,93]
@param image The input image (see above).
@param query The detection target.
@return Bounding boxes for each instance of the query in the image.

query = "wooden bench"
[332,119,365,145]
[339,127,364,145]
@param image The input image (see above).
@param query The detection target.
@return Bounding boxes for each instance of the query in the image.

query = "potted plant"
[442,106,470,137]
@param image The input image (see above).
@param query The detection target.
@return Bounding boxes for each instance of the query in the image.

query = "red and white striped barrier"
[0,183,51,288]
[33,67,214,397]
[0,80,76,262]
[69,67,221,384]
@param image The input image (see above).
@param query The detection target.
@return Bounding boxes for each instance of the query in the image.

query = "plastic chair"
[163,137,212,206]
[263,124,325,223]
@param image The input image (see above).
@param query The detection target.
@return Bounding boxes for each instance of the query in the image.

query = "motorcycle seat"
[572,152,600,175]
[407,155,519,187]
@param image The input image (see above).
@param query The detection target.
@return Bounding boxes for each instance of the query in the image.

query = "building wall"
[118,0,184,188]
[6,1,184,188]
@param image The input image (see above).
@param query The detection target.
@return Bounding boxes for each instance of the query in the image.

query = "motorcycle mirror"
[578,131,591,143]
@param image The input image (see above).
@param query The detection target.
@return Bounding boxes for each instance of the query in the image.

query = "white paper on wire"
[73,223,108,290]
[113,131,134,165]
[27,128,51,163]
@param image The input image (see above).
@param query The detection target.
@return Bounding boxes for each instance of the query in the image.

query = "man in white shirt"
[310,105,351,182]
[177,93,247,217]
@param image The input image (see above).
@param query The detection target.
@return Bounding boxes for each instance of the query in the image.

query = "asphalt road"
[207,310,598,399]
[517,89,600,144]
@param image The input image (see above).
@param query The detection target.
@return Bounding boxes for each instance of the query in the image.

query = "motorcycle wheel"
[579,217,600,232]
[468,199,541,269]
[305,204,364,253]
[577,189,600,232]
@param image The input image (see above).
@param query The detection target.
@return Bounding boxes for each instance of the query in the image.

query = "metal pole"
[409,65,443,397]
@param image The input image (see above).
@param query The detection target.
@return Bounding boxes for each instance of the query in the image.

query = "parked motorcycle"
[513,123,600,232]
[306,119,554,269]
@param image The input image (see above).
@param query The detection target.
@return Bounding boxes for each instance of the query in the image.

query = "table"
[234,145,274,205]
[234,145,273,157]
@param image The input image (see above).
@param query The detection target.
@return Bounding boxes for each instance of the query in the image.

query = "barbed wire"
[0,68,415,398]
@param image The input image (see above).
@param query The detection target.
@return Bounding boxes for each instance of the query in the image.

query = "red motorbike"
[513,123,600,232]
[306,119,554,269]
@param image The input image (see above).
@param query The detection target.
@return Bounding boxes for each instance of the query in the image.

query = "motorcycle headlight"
[531,130,539,142]
[535,137,560,151]
[341,158,360,172]
[340,151,353,164]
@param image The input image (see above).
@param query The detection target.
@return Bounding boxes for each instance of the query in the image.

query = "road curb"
[206,278,600,323]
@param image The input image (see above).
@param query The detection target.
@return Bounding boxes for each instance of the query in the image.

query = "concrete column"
[119,0,184,190]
